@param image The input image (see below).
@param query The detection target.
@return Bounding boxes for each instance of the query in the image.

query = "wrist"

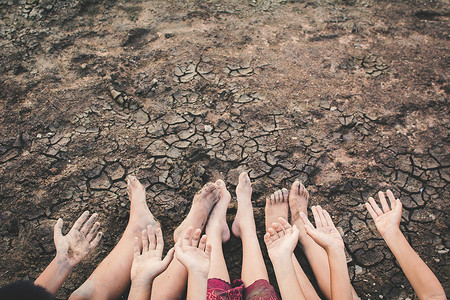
[381,227,402,241]
[131,278,153,290]
[188,269,209,279]
[325,244,346,256]
[53,256,74,272]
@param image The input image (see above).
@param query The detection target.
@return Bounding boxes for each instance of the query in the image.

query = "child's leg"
[231,172,269,286]
[290,181,359,300]
[151,183,220,300]
[69,176,158,300]
[206,180,231,282]
[265,189,320,299]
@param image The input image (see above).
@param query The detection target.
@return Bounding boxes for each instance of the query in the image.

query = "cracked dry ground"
[0,0,449,299]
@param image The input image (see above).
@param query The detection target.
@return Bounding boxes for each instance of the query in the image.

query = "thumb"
[162,247,175,268]
[54,218,63,241]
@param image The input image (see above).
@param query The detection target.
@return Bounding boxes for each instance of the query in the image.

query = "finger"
[369,197,383,216]
[268,227,278,242]
[191,228,202,247]
[386,189,396,210]
[311,206,322,228]
[72,211,89,231]
[89,232,102,249]
[80,213,98,235]
[155,227,164,257]
[205,242,212,258]
[291,224,300,241]
[162,248,175,269]
[278,217,292,233]
[300,212,315,230]
[182,227,194,249]
[323,210,335,228]
[54,218,63,240]
[141,229,149,252]
[270,193,275,205]
[264,232,273,247]
[86,222,100,242]
[394,199,403,213]
[175,238,183,254]
[316,206,328,227]
[378,191,390,213]
[134,236,140,257]
[148,225,156,251]
[198,235,207,251]
[365,202,378,220]
[272,223,285,237]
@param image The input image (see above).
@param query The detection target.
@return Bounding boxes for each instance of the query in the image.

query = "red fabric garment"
[207,278,280,300]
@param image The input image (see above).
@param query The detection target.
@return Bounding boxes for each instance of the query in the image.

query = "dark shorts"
[207,278,280,300]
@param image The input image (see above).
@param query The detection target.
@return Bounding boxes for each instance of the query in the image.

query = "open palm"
[264,217,299,261]
[301,206,344,250]
[131,225,174,283]
[175,227,211,275]
[54,211,102,267]
[366,190,402,237]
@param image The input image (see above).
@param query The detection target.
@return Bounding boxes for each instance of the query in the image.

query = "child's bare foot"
[174,182,220,242]
[289,180,309,234]
[265,188,289,232]
[205,179,231,243]
[231,172,255,238]
[127,175,157,228]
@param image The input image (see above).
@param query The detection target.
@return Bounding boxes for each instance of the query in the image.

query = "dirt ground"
[0,0,449,299]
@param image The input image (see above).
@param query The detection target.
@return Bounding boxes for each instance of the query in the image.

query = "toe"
[281,188,289,202]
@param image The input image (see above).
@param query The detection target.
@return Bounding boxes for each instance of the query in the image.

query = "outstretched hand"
[300,206,344,251]
[366,190,402,237]
[264,217,299,261]
[175,226,212,276]
[131,225,175,284]
[54,211,102,268]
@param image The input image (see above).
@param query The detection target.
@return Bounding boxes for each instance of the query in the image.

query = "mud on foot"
[174,182,220,242]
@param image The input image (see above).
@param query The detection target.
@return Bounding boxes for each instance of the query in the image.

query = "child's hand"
[365,190,402,237]
[300,206,344,251]
[175,226,211,276]
[264,217,299,261]
[54,211,102,268]
[131,225,175,284]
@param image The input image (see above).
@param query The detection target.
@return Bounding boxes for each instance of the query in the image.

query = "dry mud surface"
[0,0,449,299]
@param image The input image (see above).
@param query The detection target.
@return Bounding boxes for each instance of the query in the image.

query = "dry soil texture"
[0,0,449,299]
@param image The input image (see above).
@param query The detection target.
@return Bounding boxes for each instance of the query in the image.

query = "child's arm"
[129,225,174,300]
[301,207,353,300]
[34,211,102,295]
[265,217,306,300]
[366,190,446,300]
[174,227,211,300]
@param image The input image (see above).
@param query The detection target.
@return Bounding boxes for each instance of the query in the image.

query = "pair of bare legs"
[265,181,359,300]
[152,172,271,299]
[206,172,270,289]
[69,176,220,300]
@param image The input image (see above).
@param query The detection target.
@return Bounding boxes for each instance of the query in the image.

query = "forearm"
[186,271,208,300]
[272,257,306,300]
[299,232,332,299]
[292,254,321,300]
[128,280,153,300]
[382,229,446,299]
[326,248,352,300]
[34,257,73,295]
